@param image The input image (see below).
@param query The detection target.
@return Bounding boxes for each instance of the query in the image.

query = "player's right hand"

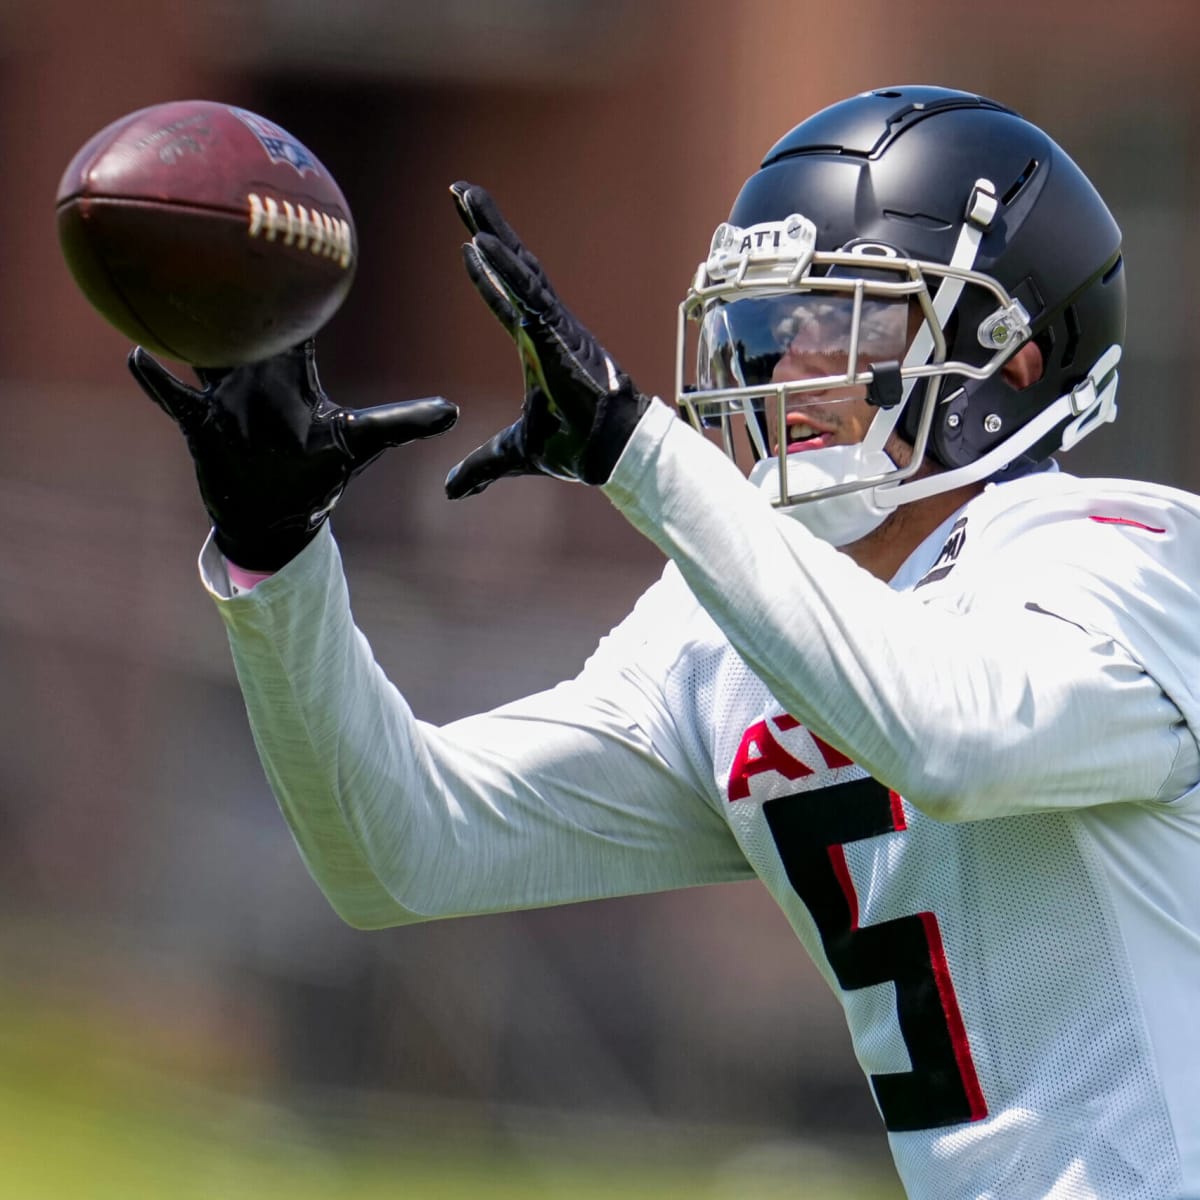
[444,182,648,499]
[129,339,458,570]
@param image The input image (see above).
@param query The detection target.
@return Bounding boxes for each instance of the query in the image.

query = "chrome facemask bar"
[676,233,1030,508]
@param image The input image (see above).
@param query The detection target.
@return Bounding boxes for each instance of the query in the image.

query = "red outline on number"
[829,843,986,1121]
[918,911,988,1121]
[828,845,859,930]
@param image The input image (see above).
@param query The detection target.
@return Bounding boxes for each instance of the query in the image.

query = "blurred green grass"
[0,986,902,1200]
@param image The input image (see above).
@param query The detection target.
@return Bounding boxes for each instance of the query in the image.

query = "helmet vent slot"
[882,208,953,231]
[1102,255,1124,285]
[1001,159,1040,205]
[1062,304,1082,369]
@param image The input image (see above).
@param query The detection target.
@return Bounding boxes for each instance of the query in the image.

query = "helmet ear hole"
[1000,341,1045,391]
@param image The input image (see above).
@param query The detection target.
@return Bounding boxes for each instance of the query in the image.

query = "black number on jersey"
[764,777,987,1132]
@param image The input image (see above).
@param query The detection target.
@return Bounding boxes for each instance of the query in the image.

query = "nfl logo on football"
[230,106,318,176]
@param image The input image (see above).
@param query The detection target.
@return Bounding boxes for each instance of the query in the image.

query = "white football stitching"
[247,193,353,269]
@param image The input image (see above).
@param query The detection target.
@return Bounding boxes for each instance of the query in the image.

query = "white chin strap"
[749,445,897,546]
[744,178,1000,549]
[752,342,1122,547]
[861,177,999,459]
[872,342,1122,509]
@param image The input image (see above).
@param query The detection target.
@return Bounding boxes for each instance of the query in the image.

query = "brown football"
[56,100,357,367]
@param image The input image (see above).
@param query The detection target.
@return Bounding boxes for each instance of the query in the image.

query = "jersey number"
[763,777,987,1132]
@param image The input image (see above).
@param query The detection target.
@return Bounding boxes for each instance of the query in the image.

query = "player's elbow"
[325,895,394,931]
[902,786,979,824]
[325,895,388,929]
[319,885,430,931]
[884,742,1002,823]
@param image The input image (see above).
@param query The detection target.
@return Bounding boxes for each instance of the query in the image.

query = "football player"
[130,86,1200,1199]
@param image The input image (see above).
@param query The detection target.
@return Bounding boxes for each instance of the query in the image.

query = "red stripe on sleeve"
[1088,515,1166,533]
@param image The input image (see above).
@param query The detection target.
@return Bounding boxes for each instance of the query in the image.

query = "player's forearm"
[201,527,439,927]
[604,403,1185,819]
[206,527,550,926]
[203,525,747,921]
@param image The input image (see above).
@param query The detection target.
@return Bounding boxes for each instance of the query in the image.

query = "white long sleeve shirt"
[204,399,1200,1200]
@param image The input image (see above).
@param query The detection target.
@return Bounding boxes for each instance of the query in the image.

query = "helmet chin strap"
[870,343,1121,509]
[745,182,999,548]
[749,445,897,546]
[753,343,1120,543]
[861,178,998,460]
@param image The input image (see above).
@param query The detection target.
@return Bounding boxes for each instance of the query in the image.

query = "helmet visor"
[691,291,914,466]
[697,292,912,393]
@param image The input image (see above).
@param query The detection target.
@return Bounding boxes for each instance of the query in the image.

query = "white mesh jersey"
[205,400,1200,1200]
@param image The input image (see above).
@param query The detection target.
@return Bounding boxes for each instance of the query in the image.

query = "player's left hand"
[130,339,458,570]
[444,182,649,499]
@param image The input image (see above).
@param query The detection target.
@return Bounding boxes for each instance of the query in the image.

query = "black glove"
[444,182,649,499]
[129,340,459,570]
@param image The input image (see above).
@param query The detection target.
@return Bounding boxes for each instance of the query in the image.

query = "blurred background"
[2,1,1199,1196]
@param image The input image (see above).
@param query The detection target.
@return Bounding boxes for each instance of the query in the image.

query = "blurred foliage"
[0,987,902,1200]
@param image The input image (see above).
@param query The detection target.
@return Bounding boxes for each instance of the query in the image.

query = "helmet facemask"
[674,202,1090,542]
[679,90,1127,545]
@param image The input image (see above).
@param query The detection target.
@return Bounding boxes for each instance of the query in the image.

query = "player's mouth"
[782,415,836,454]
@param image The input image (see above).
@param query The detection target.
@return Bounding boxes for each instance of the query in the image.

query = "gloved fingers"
[472,232,555,321]
[450,182,533,259]
[463,243,520,335]
[339,396,459,462]
[470,235,607,392]
[452,182,556,287]
[127,346,210,426]
[449,180,486,236]
[444,422,531,499]
[469,233,608,422]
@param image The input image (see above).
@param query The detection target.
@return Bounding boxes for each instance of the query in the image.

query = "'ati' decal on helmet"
[229,108,320,176]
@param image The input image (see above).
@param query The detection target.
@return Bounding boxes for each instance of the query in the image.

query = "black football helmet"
[677,85,1125,534]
